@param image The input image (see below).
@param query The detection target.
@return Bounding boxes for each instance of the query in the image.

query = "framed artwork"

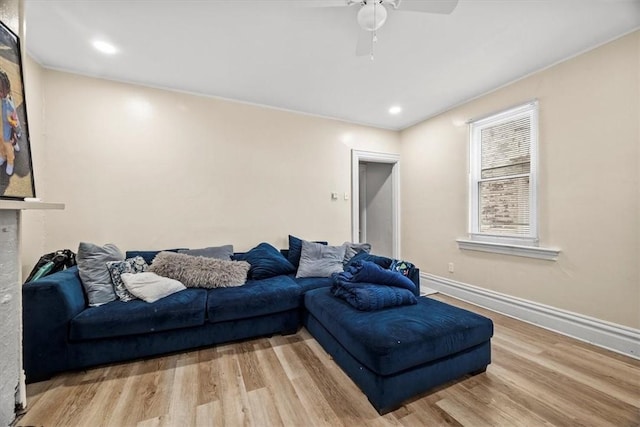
[0,19,35,200]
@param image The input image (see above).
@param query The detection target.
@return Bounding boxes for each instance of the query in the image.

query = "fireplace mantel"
[0,200,64,210]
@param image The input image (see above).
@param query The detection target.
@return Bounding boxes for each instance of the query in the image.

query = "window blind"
[477,115,532,236]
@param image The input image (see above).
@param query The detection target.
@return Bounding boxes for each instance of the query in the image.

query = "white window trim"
[460,100,559,260]
[456,238,560,261]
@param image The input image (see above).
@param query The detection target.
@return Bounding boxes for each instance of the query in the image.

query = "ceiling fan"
[309,0,459,58]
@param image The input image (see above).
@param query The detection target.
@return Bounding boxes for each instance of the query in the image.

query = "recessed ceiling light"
[92,40,118,55]
[388,105,402,115]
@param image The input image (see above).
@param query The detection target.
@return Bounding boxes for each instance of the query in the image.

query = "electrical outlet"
[448,262,454,273]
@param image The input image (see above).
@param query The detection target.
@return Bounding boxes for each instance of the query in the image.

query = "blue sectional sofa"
[23,266,301,383]
[23,248,492,414]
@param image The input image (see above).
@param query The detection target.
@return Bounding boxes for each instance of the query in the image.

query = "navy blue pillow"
[244,242,296,280]
[125,248,184,265]
[345,250,393,270]
[288,235,328,268]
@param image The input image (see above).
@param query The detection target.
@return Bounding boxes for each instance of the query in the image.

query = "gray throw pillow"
[342,242,372,265]
[149,251,250,288]
[77,242,124,306]
[178,245,233,260]
[296,240,346,278]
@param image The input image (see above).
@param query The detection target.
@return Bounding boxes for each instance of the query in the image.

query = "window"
[469,101,538,245]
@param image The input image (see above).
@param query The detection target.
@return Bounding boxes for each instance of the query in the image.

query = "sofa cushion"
[304,288,493,376]
[206,275,301,323]
[291,275,333,293]
[69,288,207,341]
[77,242,124,306]
[240,242,296,280]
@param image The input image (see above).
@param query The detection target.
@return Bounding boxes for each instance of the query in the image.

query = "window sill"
[456,239,560,261]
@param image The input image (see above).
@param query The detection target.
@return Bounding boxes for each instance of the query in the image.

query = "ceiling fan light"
[357,2,388,31]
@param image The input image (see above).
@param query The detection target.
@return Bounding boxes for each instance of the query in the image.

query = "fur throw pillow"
[148,251,249,288]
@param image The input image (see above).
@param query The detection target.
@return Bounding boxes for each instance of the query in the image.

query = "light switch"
[331,192,339,200]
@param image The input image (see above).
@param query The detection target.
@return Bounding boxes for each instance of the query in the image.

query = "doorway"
[351,150,400,258]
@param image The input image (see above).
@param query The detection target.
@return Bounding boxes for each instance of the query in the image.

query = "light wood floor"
[16,294,640,427]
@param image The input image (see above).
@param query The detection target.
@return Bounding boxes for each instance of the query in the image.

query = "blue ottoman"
[303,288,493,414]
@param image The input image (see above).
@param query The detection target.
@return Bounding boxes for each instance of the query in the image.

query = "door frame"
[358,163,367,243]
[351,150,400,258]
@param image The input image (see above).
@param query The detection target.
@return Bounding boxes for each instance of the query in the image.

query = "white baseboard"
[420,285,438,296]
[421,273,640,360]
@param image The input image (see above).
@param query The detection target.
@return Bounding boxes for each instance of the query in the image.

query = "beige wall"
[37,70,400,257]
[20,56,48,277]
[401,31,640,328]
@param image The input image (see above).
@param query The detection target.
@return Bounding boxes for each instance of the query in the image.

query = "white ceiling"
[24,0,640,130]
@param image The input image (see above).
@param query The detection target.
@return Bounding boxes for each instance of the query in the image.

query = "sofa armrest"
[22,266,86,382]
[410,268,421,296]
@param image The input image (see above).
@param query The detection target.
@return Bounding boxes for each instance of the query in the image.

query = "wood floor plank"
[237,340,266,392]
[18,374,67,426]
[252,342,308,426]
[493,345,637,426]
[196,347,221,406]
[496,335,640,408]
[70,363,134,427]
[466,382,554,426]
[405,394,464,426]
[290,374,343,427]
[269,335,308,380]
[38,368,109,427]
[104,361,151,427]
[217,347,254,427]
[17,294,640,427]
[167,352,200,426]
[194,399,222,427]
[436,386,518,427]
[548,342,640,388]
[246,386,284,427]
[487,363,591,426]
[291,337,383,423]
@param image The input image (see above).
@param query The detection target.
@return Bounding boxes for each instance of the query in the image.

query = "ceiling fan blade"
[396,0,459,14]
[295,0,351,7]
[355,30,372,56]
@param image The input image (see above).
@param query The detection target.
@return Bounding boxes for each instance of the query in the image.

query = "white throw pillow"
[121,272,186,303]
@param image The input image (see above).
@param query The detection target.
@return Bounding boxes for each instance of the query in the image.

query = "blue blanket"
[338,261,417,294]
[331,280,417,311]
[331,260,418,311]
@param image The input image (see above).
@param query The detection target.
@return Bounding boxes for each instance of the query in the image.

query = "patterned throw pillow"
[107,256,149,302]
[389,259,416,277]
